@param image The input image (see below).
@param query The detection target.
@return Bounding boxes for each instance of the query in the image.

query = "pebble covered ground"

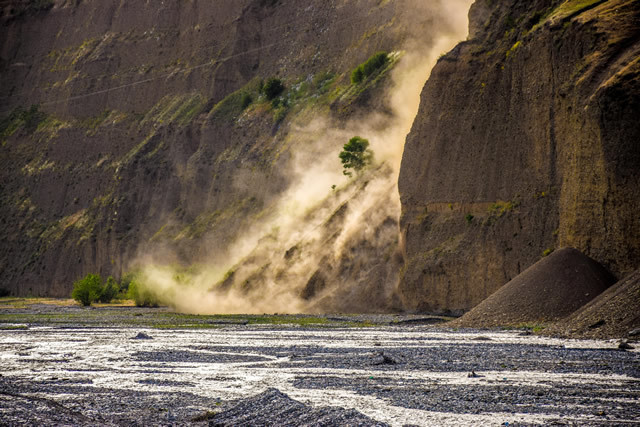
[0,306,639,426]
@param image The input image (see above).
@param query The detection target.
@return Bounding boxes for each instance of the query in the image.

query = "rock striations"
[397,0,640,314]
[0,0,450,298]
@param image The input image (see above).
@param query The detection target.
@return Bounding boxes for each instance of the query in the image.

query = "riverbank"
[0,302,638,425]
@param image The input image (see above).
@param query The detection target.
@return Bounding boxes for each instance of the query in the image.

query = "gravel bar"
[0,324,639,426]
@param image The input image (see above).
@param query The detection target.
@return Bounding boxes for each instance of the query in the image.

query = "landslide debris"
[0,0,443,298]
[451,248,615,328]
[542,268,640,339]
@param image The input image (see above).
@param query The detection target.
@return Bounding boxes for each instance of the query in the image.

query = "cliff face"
[398,0,640,314]
[0,0,459,301]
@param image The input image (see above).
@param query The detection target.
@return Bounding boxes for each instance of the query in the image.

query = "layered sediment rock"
[0,0,445,296]
[398,0,640,314]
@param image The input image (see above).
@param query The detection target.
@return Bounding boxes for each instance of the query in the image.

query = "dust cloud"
[134,0,473,314]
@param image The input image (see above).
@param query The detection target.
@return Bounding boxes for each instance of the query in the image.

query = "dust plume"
[132,0,474,314]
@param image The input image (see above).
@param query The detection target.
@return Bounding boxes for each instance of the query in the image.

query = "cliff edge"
[397,0,640,314]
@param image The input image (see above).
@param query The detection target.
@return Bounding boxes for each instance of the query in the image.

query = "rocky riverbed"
[0,306,639,425]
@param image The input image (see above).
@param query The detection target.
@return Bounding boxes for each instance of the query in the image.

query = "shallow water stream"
[1,325,639,425]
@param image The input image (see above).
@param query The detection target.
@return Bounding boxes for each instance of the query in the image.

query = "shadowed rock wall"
[397,0,640,314]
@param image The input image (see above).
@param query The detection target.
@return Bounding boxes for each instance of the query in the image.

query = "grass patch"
[485,199,520,225]
[527,0,605,34]
[550,0,605,19]
[142,93,207,127]
[0,304,382,329]
[333,51,401,110]
[0,324,29,330]
[0,105,47,143]
[506,41,522,58]
[209,78,263,121]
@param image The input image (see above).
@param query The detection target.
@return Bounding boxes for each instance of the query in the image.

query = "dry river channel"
[0,305,638,426]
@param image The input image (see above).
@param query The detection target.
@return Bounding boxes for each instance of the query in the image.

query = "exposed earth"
[1,302,639,426]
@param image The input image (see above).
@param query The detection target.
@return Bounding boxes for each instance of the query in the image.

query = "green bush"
[465,214,474,224]
[98,276,119,303]
[339,136,374,177]
[312,71,335,94]
[351,67,365,84]
[351,52,389,84]
[1,105,47,141]
[118,272,136,296]
[71,274,103,306]
[128,279,159,307]
[263,77,285,100]
[240,93,253,110]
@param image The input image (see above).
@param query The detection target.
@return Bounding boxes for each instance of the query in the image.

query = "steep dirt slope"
[542,268,640,339]
[397,0,640,314]
[0,0,460,301]
[1,0,406,117]
[451,248,615,328]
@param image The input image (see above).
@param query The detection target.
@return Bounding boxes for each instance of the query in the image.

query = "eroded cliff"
[0,0,467,309]
[398,0,640,314]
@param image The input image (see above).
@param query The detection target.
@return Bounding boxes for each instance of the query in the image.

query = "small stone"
[372,351,397,365]
[132,332,153,340]
[618,340,633,350]
[381,354,397,365]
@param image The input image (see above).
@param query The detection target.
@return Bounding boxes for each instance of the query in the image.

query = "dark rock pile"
[452,248,615,328]
[210,388,388,426]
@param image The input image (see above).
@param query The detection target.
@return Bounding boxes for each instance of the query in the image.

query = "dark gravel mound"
[210,388,388,426]
[543,268,640,339]
[452,248,615,328]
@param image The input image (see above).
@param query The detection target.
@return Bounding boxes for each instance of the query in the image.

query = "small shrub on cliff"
[262,78,285,100]
[351,52,389,84]
[1,105,47,142]
[339,136,374,177]
[72,274,103,306]
[351,67,365,84]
